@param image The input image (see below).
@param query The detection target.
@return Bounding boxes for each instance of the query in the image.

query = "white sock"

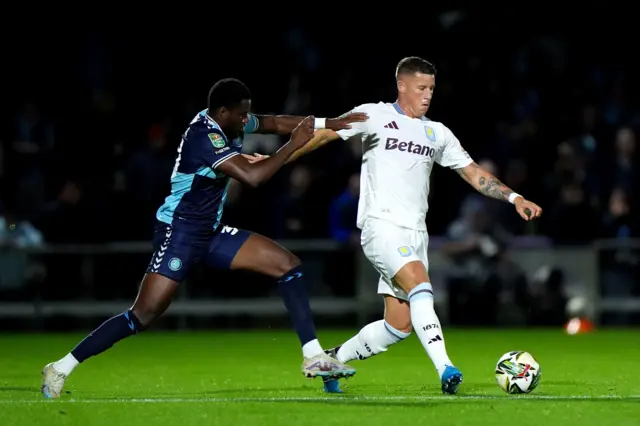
[336,319,410,363]
[408,282,453,378]
[53,353,79,376]
[302,339,323,358]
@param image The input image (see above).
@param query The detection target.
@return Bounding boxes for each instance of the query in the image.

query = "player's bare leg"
[41,273,178,398]
[230,233,356,380]
[323,296,412,393]
[393,261,463,394]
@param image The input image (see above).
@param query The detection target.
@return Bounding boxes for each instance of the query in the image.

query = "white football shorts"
[360,217,429,302]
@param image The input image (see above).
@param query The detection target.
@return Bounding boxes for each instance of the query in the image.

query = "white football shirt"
[337,102,473,231]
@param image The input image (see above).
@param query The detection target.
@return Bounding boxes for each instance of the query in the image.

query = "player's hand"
[242,153,269,164]
[326,112,369,130]
[514,197,542,221]
[291,116,315,148]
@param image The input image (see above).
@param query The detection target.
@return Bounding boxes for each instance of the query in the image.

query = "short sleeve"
[243,113,259,134]
[202,130,242,170]
[435,125,473,169]
[336,105,370,140]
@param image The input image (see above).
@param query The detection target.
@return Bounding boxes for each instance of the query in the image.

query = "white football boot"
[301,353,356,379]
[41,363,68,398]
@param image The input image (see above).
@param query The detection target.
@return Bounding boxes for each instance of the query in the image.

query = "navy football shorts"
[146,221,251,283]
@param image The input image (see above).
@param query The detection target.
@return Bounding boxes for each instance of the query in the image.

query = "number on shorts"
[221,226,239,235]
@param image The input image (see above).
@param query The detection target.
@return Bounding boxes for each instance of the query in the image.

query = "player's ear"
[397,79,406,94]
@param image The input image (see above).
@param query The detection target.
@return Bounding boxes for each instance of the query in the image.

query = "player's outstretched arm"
[455,162,543,221]
[244,107,369,164]
[285,129,342,164]
[216,116,315,187]
[253,112,368,135]
[241,129,347,165]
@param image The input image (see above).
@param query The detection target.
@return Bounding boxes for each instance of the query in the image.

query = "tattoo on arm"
[456,162,513,201]
[478,175,511,201]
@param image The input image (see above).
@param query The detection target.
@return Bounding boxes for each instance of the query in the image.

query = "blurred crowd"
[1,12,639,328]
[1,17,639,252]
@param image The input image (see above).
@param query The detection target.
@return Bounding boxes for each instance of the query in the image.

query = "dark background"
[1,8,639,328]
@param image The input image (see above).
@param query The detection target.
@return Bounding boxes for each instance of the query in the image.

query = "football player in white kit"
[245,57,542,394]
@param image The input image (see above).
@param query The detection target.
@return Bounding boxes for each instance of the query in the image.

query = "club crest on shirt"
[398,246,413,257]
[424,126,436,142]
[208,133,225,148]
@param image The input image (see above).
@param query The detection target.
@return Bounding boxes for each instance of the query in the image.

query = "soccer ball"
[495,351,541,394]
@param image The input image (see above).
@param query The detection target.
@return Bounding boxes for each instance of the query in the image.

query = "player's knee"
[130,308,155,328]
[393,261,430,294]
[384,310,412,334]
[383,296,412,333]
[131,301,166,328]
[385,317,412,334]
[383,320,412,339]
[274,253,302,279]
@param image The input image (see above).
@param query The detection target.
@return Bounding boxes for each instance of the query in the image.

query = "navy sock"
[277,265,318,346]
[71,310,143,363]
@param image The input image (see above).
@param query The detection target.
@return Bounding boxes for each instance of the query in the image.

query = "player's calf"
[277,265,325,358]
[41,309,144,398]
[394,261,462,391]
[276,262,358,378]
[405,281,456,378]
[334,319,411,363]
[333,296,411,363]
[230,233,326,359]
[41,273,176,398]
[229,233,355,378]
[321,296,411,393]
[321,319,409,393]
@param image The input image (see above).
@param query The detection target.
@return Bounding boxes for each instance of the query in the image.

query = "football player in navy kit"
[41,78,368,398]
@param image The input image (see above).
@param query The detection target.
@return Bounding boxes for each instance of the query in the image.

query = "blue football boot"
[441,365,463,394]
[323,377,343,393]
[322,346,345,393]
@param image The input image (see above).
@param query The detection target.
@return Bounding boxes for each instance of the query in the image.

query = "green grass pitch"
[1,329,639,425]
